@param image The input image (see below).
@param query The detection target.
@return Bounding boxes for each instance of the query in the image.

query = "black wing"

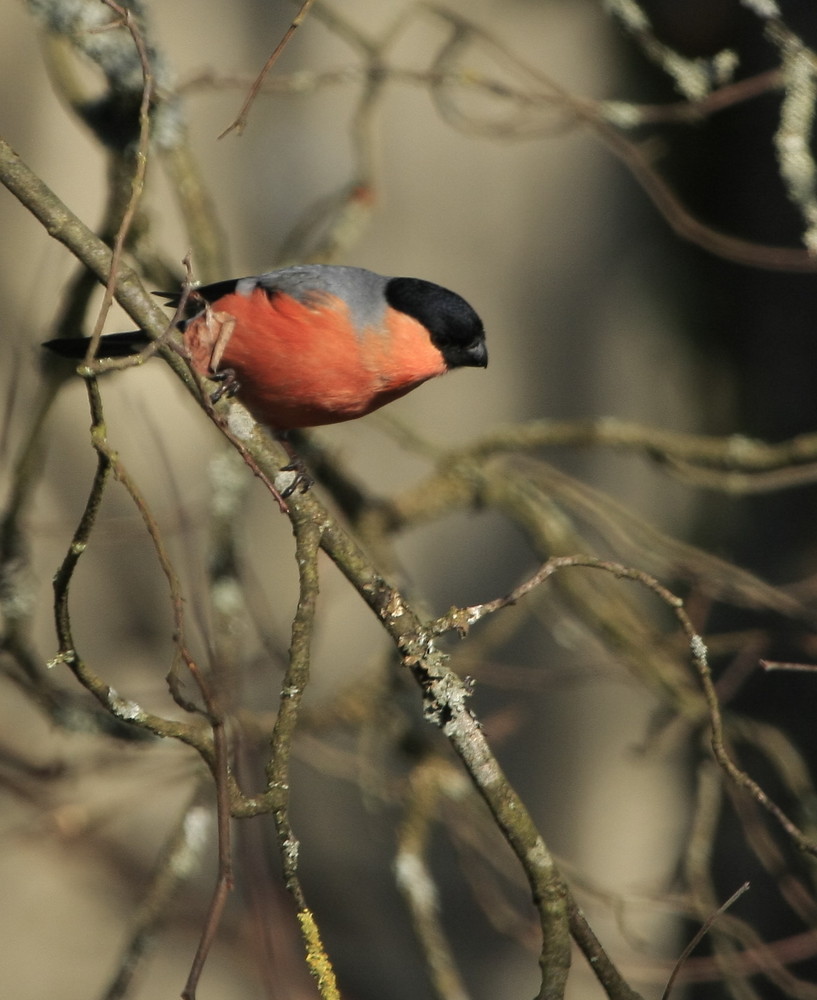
[154,278,245,312]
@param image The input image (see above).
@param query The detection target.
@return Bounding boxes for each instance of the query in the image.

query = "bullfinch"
[44,264,488,430]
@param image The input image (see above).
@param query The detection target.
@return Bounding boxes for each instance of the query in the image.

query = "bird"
[44,264,487,430]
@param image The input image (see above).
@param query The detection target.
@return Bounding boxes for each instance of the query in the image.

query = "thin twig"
[181,706,233,1000]
[661,883,751,1000]
[437,555,817,858]
[218,0,318,138]
[88,1,155,356]
[49,378,211,754]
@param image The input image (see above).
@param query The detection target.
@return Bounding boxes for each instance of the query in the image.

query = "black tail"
[43,330,151,359]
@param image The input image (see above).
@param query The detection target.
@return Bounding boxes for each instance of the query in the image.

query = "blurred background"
[3,1,817,998]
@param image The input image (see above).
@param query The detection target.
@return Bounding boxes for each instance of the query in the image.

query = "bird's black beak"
[461,339,488,369]
[437,333,488,370]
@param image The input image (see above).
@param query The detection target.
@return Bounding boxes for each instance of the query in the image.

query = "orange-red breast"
[44,264,487,429]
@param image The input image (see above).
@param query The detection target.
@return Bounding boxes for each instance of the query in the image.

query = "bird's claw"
[278,459,312,498]
[208,368,240,404]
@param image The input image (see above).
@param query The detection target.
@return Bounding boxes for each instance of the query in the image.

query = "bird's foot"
[208,368,240,404]
[277,458,312,498]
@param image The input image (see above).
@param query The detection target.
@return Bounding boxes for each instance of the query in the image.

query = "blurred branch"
[184,2,817,272]
[447,416,817,480]
[29,0,227,280]
[396,758,473,1000]
[596,0,817,259]
[605,0,738,100]
[103,785,213,1000]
